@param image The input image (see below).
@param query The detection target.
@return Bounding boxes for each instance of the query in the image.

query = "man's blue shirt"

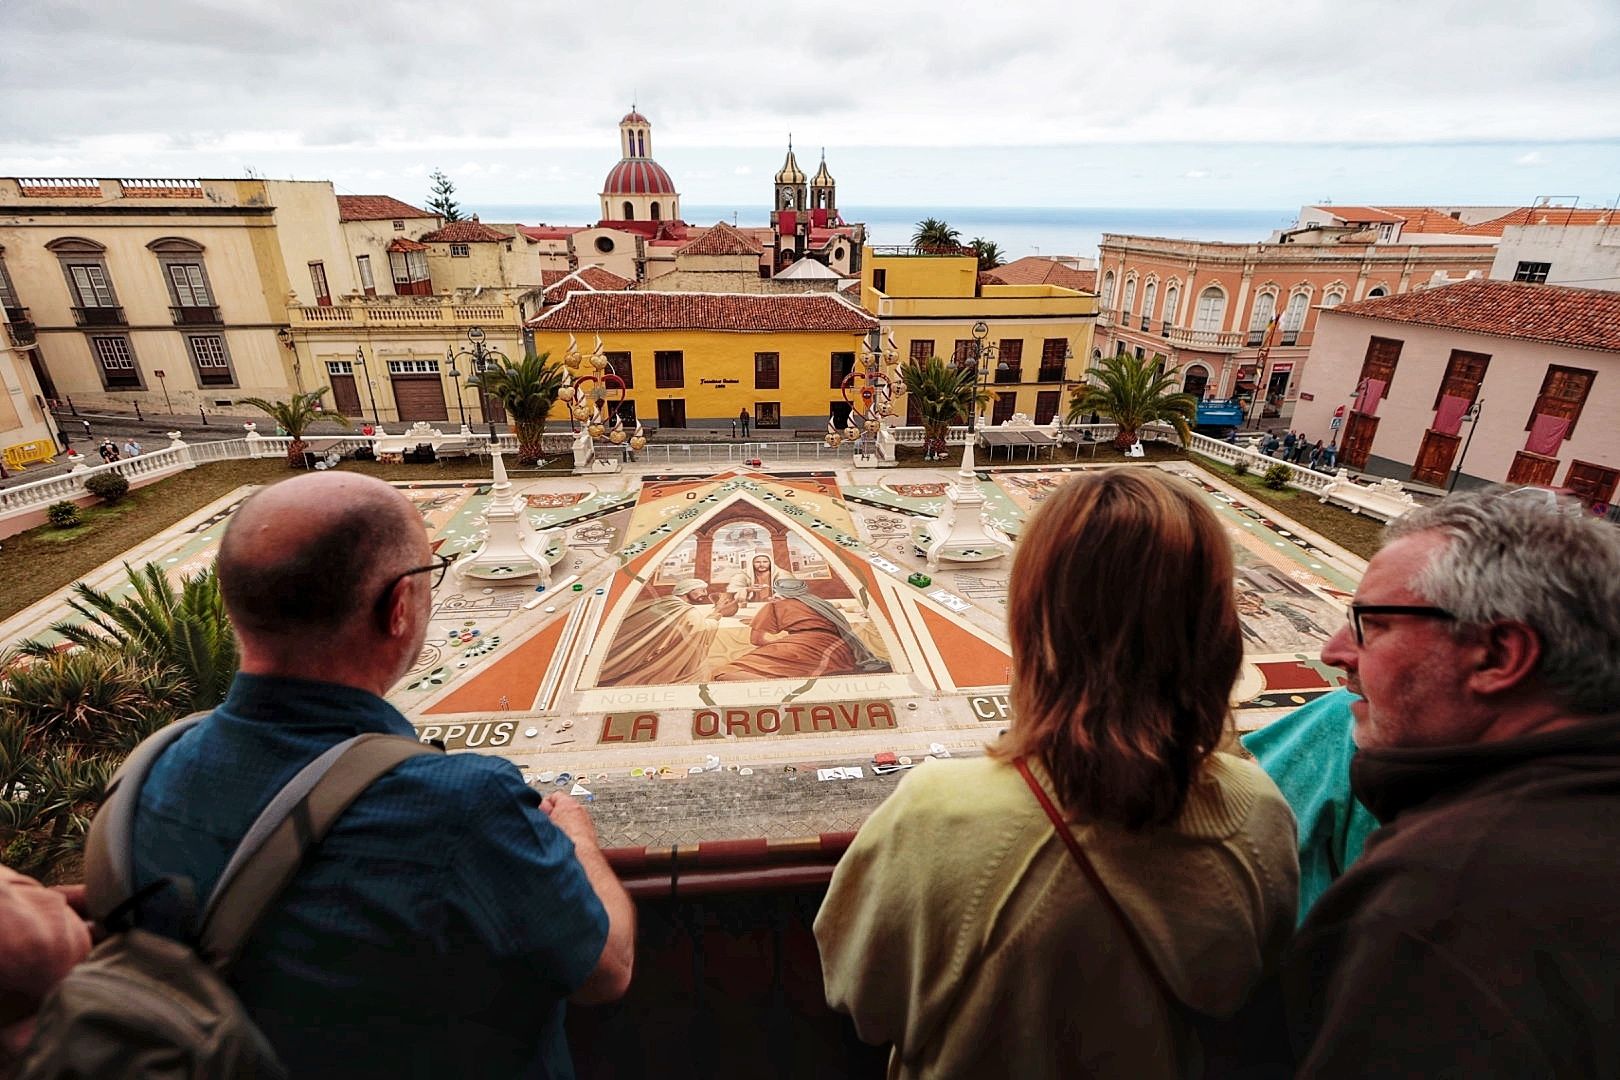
[131,674,609,1079]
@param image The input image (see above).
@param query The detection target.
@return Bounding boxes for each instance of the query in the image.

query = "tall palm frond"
[468,350,568,465]
[1066,352,1198,449]
[970,238,1005,271]
[240,388,351,465]
[900,355,991,459]
[911,218,962,254]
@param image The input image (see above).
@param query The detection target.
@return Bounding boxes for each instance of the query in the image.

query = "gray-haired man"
[1285,487,1620,1076]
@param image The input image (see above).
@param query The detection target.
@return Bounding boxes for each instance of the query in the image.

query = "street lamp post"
[449,326,506,443]
[968,320,998,433]
[445,347,469,432]
[353,345,382,425]
[1448,399,1484,493]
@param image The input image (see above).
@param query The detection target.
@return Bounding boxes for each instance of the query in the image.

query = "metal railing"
[71,305,126,327]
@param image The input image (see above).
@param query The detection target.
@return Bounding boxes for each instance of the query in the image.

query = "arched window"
[1280,292,1309,344]
[1247,291,1277,345]
[1101,271,1116,309]
[1368,285,1388,298]
[1183,364,1210,398]
[1194,286,1226,332]
[1121,276,1137,315]
[622,201,635,220]
[1324,290,1345,308]
[1162,284,1179,333]
[650,202,661,221]
[1140,281,1157,330]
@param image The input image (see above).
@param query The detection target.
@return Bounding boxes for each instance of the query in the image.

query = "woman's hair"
[992,468,1242,829]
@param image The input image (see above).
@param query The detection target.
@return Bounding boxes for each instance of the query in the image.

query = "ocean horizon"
[470,204,1295,263]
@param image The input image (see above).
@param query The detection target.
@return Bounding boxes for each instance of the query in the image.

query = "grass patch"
[0,455,563,623]
[1189,455,1386,560]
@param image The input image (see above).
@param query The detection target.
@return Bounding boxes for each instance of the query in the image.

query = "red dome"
[602,158,677,195]
[621,109,649,124]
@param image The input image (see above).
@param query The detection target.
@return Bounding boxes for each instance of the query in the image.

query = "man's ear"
[1468,621,1542,696]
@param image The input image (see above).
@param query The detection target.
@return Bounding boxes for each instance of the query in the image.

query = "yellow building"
[526,292,879,431]
[861,252,1098,425]
[1,301,57,469]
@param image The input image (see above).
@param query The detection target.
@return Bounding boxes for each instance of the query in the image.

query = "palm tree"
[911,218,961,254]
[1067,352,1198,450]
[900,354,991,460]
[0,646,185,880]
[970,238,1005,271]
[468,349,568,465]
[240,387,351,466]
[20,562,237,713]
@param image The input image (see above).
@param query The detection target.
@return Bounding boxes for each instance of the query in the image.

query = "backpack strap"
[195,732,440,970]
[83,714,210,925]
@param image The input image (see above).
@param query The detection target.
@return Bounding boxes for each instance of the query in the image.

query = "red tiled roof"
[419,219,514,243]
[989,256,1097,292]
[841,281,863,301]
[1459,207,1615,237]
[622,109,649,125]
[677,221,761,257]
[1312,205,1406,224]
[387,237,428,253]
[1377,207,1470,235]
[542,266,633,304]
[528,292,879,333]
[337,195,434,221]
[1330,279,1620,353]
[519,225,583,241]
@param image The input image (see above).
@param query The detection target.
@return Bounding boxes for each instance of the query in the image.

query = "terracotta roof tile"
[542,266,634,304]
[419,219,515,243]
[528,292,879,333]
[520,225,583,241]
[386,237,428,253]
[1312,205,1406,224]
[1458,207,1615,237]
[1330,279,1620,353]
[1377,207,1470,235]
[676,221,763,257]
[989,256,1097,292]
[337,195,434,221]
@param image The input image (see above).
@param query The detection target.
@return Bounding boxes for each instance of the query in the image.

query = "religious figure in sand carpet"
[597,578,739,686]
[710,577,892,682]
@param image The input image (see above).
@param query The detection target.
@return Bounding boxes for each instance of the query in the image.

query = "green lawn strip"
[0,455,566,622]
[1187,456,1387,560]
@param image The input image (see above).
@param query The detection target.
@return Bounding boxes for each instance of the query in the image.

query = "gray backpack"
[15,717,438,1079]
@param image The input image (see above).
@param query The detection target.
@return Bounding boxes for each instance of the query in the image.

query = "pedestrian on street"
[80,419,92,439]
[738,408,750,439]
[97,439,119,464]
[1308,440,1325,470]
[1282,430,1297,457]
[1322,443,1337,470]
[123,439,142,458]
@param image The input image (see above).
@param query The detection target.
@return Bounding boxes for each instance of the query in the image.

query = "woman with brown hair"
[815,468,1298,1078]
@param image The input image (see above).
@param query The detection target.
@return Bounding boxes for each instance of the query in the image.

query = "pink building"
[1291,279,1620,508]
[1091,205,1587,423]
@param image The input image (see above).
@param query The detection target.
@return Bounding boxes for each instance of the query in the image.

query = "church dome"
[621,109,649,125]
[603,158,677,195]
[812,153,834,188]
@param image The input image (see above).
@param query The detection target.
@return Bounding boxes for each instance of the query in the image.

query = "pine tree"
[427,168,462,222]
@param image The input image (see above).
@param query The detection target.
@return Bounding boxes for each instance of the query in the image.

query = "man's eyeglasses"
[1346,603,1457,646]
[374,554,453,624]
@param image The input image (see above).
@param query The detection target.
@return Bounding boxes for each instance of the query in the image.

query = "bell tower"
[774,137,808,212]
[810,149,836,213]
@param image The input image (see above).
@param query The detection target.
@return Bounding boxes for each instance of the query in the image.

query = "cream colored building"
[1,301,56,467]
[0,177,468,417]
[861,252,1098,425]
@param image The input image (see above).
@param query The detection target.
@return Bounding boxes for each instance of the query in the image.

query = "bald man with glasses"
[1278,486,1620,1077]
[123,473,633,1079]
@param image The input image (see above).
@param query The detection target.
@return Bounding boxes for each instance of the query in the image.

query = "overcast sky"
[4,0,1619,213]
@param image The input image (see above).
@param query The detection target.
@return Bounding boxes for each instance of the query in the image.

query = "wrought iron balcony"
[171,304,222,325]
[994,367,1022,384]
[3,306,34,344]
[1037,366,1066,382]
[71,305,126,327]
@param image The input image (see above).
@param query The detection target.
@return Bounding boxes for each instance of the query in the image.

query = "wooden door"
[992,392,1017,425]
[1411,430,1460,487]
[1034,390,1061,425]
[1564,460,1619,510]
[329,374,361,417]
[1507,451,1558,487]
[1340,412,1380,470]
[391,376,448,422]
[656,398,686,429]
